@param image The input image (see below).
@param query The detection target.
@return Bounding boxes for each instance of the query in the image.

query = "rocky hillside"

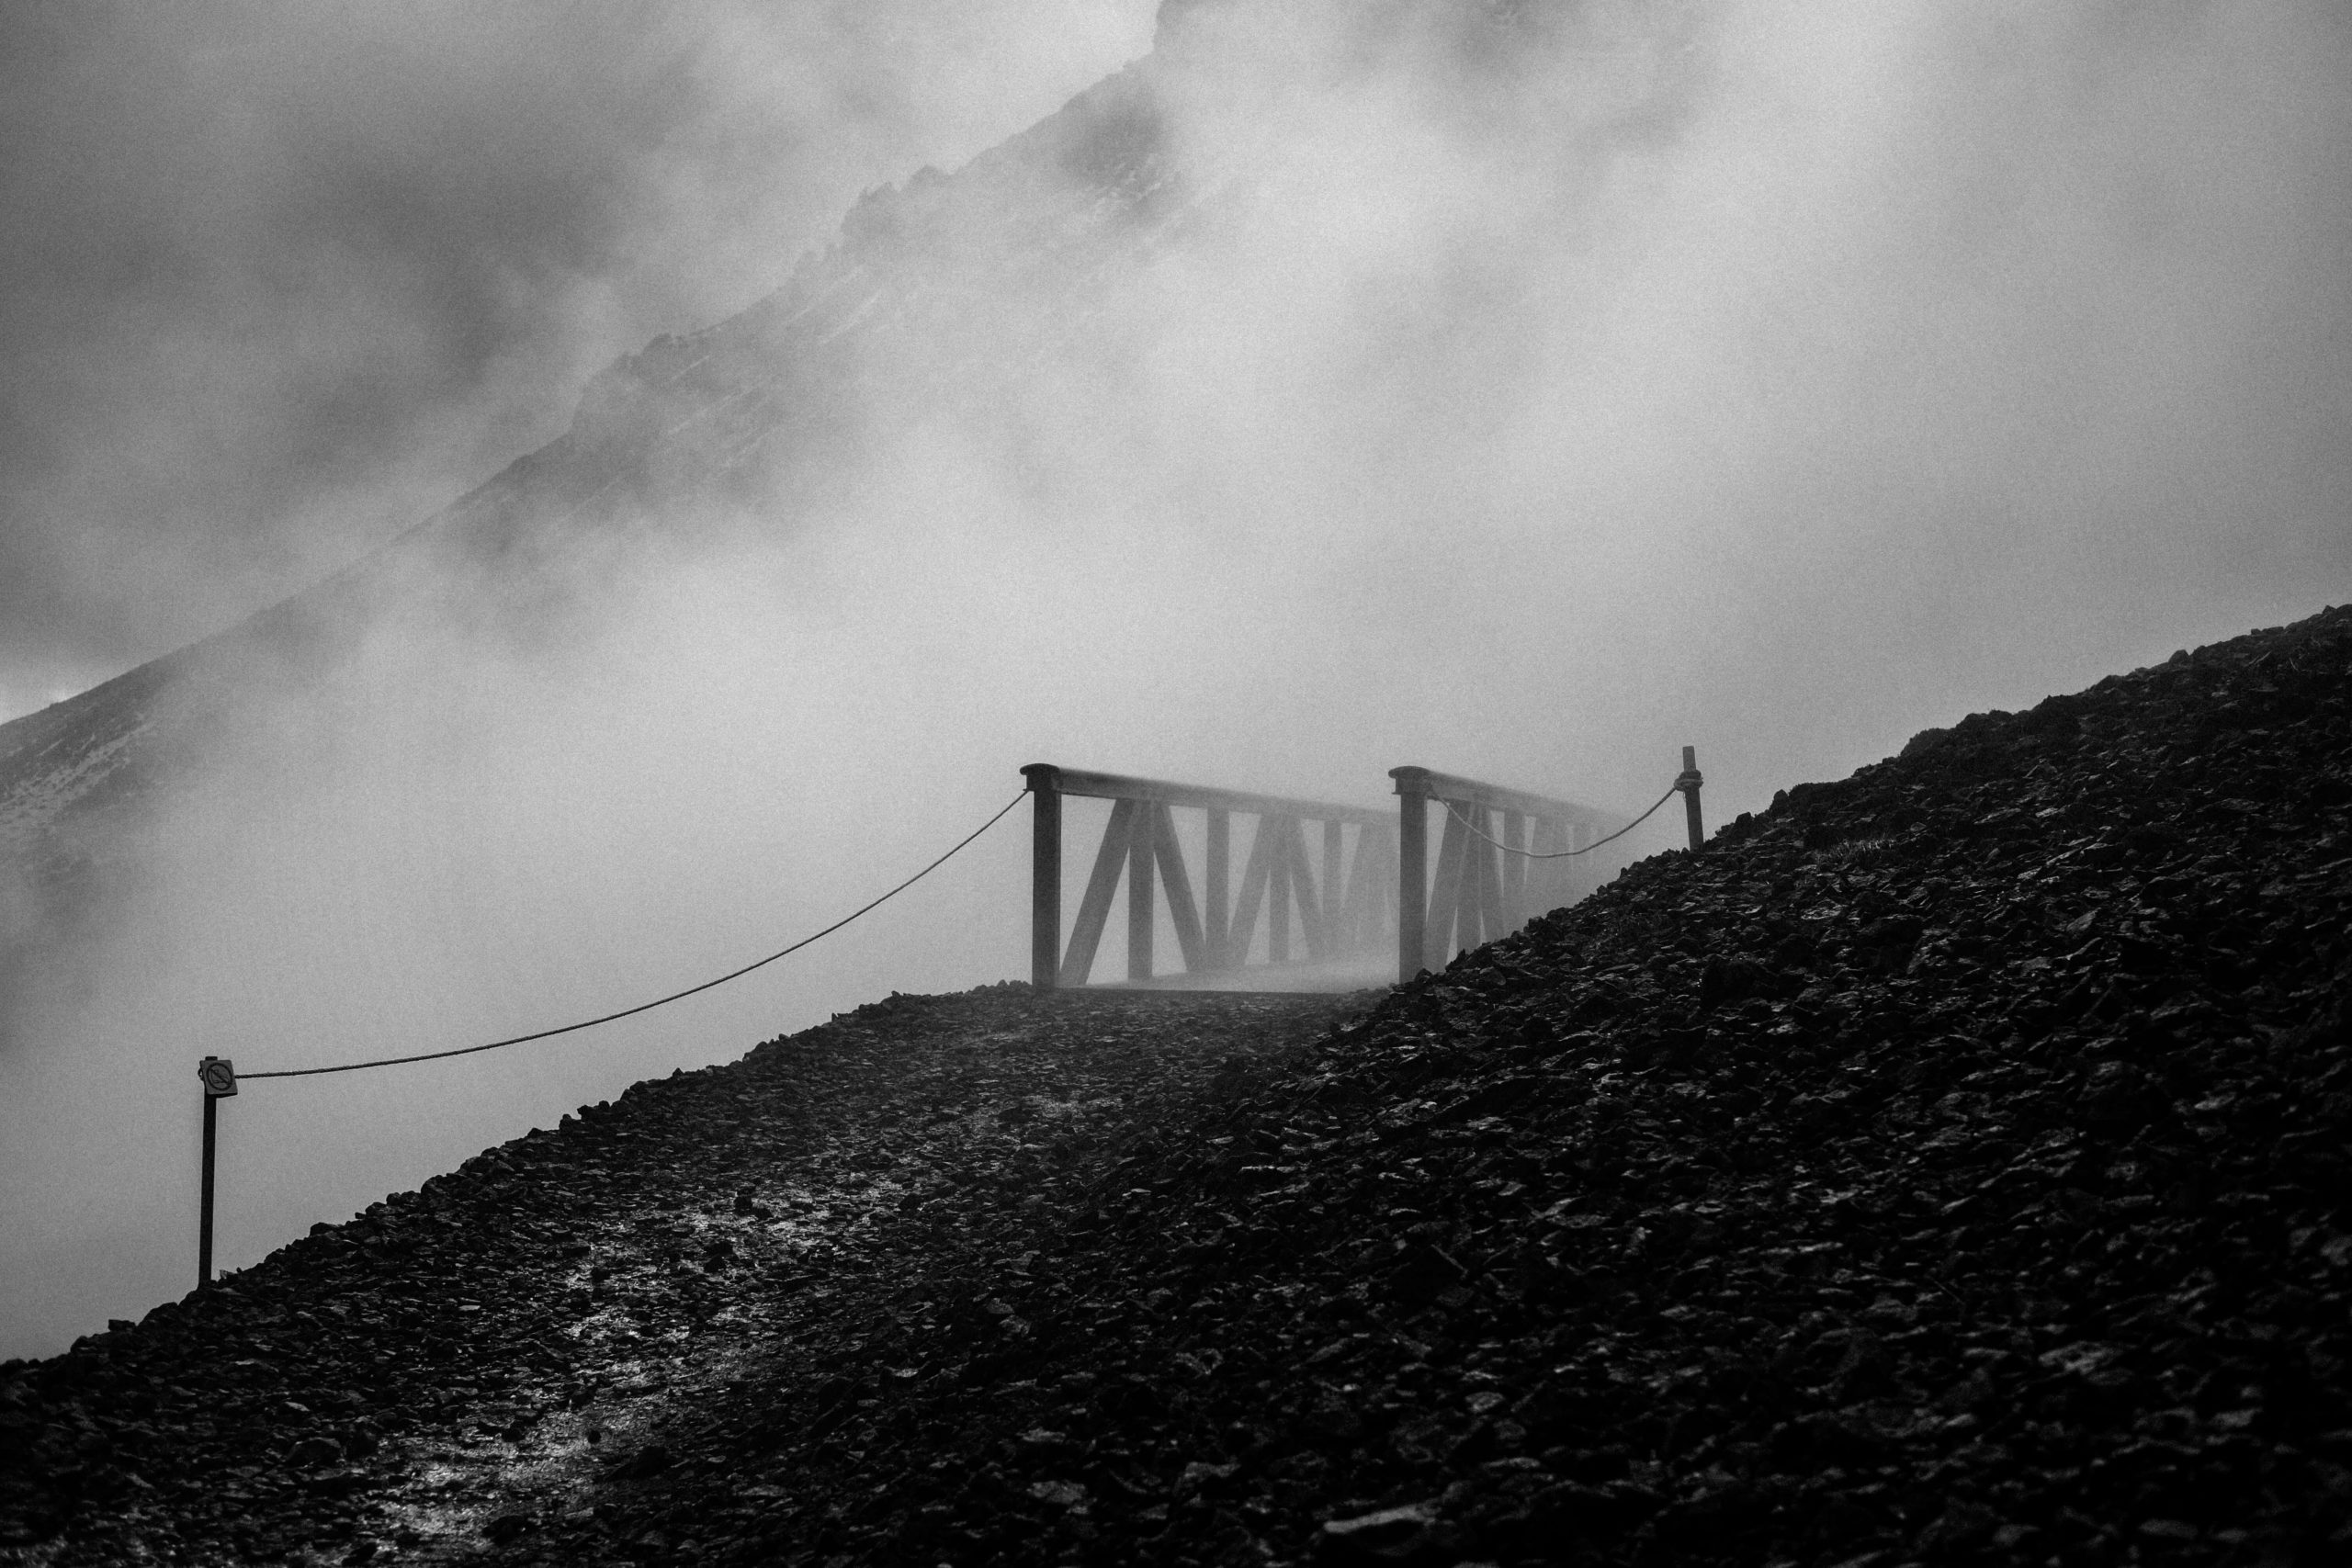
[6,604,2347,1564]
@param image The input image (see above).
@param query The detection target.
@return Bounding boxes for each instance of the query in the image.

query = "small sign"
[198,1056,239,1099]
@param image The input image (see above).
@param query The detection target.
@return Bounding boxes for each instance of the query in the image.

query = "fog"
[5,0,2349,1360]
[0,0,1158,715]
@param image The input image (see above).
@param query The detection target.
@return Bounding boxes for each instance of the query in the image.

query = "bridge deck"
[1084,954,1396,993]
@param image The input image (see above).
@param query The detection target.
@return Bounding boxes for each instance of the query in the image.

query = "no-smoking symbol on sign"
[198,1057,238,1098]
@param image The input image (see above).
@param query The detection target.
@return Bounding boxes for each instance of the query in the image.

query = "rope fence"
[239,791,1027,1080]
[191,789,1027,1287]
[1440,778,1686,860]
[191,750,1707,1288]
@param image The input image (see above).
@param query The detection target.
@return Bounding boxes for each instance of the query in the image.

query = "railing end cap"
[1388,765,1431,795]
[1020,763,1062,789]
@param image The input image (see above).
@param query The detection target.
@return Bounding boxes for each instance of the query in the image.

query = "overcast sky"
[0,0,1159,722]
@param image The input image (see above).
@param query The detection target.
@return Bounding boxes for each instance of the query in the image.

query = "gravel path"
[0,988,1371,1565]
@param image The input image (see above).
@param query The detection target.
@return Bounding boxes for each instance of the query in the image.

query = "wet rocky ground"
[5,604,2350,1566]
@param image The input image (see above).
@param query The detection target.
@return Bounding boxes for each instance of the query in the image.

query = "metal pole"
[198,1089,217,1289]
[195,1054,236,1289]
[1679,745,1705,853]
[1392,770,1428,984]
[1022,765,1062,990]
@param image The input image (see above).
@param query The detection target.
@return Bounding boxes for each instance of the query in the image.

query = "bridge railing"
[1022,764,1396,989]
[1024,752,1704,991]
[1390,765,1648,980]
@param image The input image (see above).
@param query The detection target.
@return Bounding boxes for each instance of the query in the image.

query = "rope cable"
[1439,781,1682,861]
[240,790,1028,1080]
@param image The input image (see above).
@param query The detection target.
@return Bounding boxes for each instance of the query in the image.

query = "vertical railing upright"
[1396,786,1427,987]
[1027,765,1061,990]
[1679,745,1705,852]
[1206,810,1230,967]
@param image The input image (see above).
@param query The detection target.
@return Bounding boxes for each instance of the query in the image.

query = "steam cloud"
[3,0,2347,1359]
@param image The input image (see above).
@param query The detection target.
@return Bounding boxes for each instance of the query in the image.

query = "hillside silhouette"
[6,605,2346,1563]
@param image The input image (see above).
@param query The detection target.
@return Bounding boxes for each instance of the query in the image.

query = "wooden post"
[1427,804,1468,971]
[1679,745,1705,853]
[1021,765,1062,990]
[1285,818,1328,962]
[1205,808,1229,970]
[1447,836,1476,955]
[1370,827,1398,948]
[1322,818,1343,935]
[198,1089,217,1289]
[1059,799,1136,988]
[1265,818,1292,964]
[1329,824,1354,951]
[1332,828,1360,952]
[1501,808,1525,930]
[1150,804,1207,973]
[1227,818,1275,967]
[1127,802,1156,982]
[1395,775,1427,984]
[1472,809,1505,945]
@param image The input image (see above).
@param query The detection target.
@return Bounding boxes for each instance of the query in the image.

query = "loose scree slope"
[5,608,2348,1562]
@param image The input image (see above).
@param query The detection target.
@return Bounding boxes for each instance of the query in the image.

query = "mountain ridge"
[0,34,1195,989]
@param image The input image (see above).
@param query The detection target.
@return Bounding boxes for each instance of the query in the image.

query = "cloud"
[0,0,1158,715]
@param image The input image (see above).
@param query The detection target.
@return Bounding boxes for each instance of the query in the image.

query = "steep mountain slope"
[6,606,2346,1564]
[0,53,1182,973]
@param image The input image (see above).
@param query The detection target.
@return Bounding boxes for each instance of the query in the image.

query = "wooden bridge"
[1022,756,1700,990]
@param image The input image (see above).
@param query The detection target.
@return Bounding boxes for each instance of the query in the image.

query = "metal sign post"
[197,1055,237,1288]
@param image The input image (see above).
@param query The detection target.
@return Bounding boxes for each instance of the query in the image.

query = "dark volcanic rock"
[6,605,2352,1566]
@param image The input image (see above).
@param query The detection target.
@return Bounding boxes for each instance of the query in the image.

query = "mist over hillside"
[3,0,2347,1360]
